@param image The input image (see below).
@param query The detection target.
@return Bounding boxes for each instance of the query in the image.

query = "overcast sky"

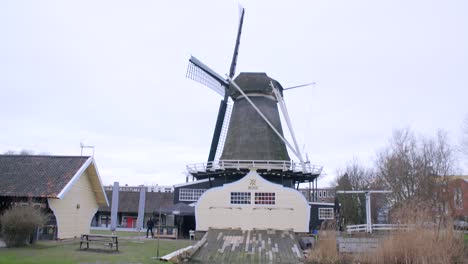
[1,0,467,187]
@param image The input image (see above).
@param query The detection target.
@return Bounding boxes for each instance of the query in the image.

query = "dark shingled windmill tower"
[186,7,322,189]
[221,73,289,161]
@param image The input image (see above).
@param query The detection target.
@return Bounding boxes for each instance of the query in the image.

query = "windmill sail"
[214,99,233,161]
[186,56,228,97]
[283,82,316,90]
[186,7,245,163]
[229,7,245,78]
[213,7,245,161]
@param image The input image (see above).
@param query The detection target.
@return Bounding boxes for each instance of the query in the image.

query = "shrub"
[0,206,47,247]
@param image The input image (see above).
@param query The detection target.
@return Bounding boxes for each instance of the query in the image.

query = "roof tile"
[0,155,89,198]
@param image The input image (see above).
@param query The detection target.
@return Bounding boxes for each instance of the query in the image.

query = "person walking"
[146,217,154,238]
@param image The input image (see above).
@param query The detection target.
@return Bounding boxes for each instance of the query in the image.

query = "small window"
[454,187,463,210]
[179,188,206,201]
[230,192,251,204]
[254,192,275,205]
[318,208,334,220]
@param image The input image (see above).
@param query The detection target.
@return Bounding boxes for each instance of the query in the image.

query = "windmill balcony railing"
[186,160,323,175]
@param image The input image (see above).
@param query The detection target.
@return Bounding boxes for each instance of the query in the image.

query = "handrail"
[347,224,413,234]
[186,160,322,175]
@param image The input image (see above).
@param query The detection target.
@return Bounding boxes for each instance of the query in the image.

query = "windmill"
[186,7,322,189]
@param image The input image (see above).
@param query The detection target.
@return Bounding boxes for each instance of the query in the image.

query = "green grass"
[90,229,145,237]
[0,238,192,264]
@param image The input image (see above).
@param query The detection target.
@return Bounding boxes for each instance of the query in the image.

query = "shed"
[0,155,108,239]
[309,202,336,231]
[95,191,173,228]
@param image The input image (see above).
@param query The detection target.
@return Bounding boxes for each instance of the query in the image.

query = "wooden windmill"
[186,7,322,188]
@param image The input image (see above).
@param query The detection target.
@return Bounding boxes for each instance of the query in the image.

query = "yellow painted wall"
[48,171,98,239]
[195,170,310,232]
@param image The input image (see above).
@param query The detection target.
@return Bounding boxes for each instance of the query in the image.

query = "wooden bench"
[80,234,118,251]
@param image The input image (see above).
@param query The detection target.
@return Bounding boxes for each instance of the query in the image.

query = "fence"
[347,224,412,234]
[186,160,323,175]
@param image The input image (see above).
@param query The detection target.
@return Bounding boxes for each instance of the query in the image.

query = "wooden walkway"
[189,229,304,263]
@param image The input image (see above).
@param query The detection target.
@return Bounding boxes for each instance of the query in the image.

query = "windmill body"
[221,72,290,161]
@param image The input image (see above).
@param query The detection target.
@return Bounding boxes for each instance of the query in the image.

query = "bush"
[0,206,47,247]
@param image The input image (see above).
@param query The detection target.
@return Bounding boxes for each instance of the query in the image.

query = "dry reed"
[306,230,340,264]
[306,201,466,264]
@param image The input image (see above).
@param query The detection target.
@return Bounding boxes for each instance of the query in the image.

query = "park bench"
[80,234,118,251]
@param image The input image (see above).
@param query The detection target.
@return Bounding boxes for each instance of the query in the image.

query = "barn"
[0,155,108,239]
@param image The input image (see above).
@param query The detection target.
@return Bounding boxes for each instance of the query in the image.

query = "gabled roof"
[0,155,108,206]
[99,191,173,214]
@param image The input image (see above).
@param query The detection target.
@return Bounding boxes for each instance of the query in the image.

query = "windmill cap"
[229,72,284,100]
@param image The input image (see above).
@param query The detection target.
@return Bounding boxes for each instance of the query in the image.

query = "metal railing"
[347,224,413,234]
[186,160,323,175]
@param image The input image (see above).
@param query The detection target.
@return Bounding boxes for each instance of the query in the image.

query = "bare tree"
[334,159,375,225]
[19,149,34,155]
[376,128,458,207]
[376,128,418,203]
[3,149,35,155]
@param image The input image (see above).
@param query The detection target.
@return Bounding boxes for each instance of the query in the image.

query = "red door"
[127,217,134,228]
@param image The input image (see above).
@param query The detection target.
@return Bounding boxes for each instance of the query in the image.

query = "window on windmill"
[179,188,206,201]
[254,192,275,205]
[318,208,334,220]
[230,192,251,204]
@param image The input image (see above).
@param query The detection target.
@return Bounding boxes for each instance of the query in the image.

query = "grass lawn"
[90,229,145,237]
[0,237,192,264]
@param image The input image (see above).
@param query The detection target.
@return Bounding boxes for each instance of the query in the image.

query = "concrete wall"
[196,170,310,232]
[48,171,98,239]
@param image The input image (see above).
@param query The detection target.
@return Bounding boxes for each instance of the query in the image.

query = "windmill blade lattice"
[214,99,233,161]
[186,58,227,97]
